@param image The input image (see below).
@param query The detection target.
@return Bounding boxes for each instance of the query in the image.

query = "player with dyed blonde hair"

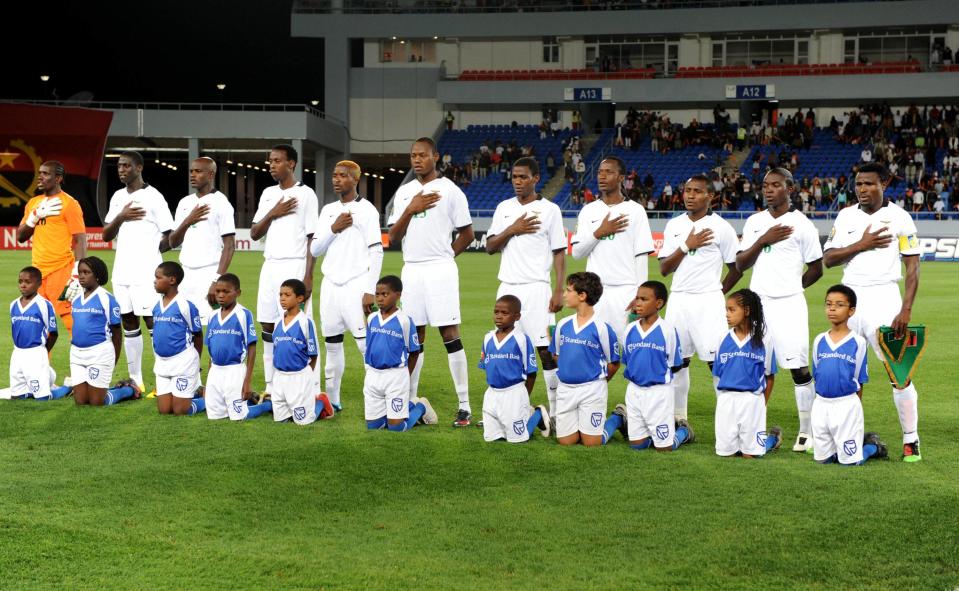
[310,160,384,411]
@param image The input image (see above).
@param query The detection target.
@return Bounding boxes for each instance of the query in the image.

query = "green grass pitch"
[1,250,956,590]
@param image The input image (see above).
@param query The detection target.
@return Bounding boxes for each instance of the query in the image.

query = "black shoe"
[864,432,889,460]
[453,409,472,427]
[612,404,629,438]
[676,418,695,444]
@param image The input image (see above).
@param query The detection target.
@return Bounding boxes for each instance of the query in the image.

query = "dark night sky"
[5,1,325,106]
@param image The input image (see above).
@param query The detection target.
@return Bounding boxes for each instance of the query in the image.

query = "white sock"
[794,381,814,434]
[263,340,274,392]
[324,341,345,406]
[448,348,470,412]
[544,368,559,417]
[410,352,424,398]
[673,367,690,421]
[124,330,143,385]
[893,382,919,444]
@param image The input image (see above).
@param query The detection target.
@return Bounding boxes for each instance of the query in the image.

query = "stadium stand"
[675,61,922,78]
[458,68,656,81]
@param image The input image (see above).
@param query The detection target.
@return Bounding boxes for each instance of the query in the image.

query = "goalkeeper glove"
[59,262,82,302]
[26,197,64,227]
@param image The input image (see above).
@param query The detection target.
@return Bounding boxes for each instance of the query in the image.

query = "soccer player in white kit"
[571,156,654,340]
[823,162,923,462]
[659,174,743,429]
[310,160,384,412]
[387,137,475,427]
[168,157,236,325]
[102,151,175,394]
[485,157,566,419]
[736,168,823,452]
[250,144,319,397]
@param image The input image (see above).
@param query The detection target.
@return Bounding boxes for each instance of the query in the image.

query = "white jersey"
[571,199,654,286]
[488,196,566,284]
[104,184,174,285]
[660,212,738,293]
[173,190,236,269]
[312,196,382,285]
[252,182,319,261]
[387,176,472,264]
[823,201,920,287]
[739,208,822,297]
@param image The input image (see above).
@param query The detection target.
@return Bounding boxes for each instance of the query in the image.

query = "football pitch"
[0,250,956,590]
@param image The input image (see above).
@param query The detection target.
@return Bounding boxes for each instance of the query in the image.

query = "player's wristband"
[679,242,690,254]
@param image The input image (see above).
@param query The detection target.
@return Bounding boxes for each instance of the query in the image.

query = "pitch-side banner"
[0,103,113,226]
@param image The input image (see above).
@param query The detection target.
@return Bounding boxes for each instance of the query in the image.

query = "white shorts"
[401,261,461,327]
[482,382,534,443]
[715,390,767,456]
[205,364,250,420]
[70,341,115,389]
[496,282,554,347]
[811,394,864,464]
[760,292,809,369]
[272,366,316,424]
[257,258,311,324]
[114,283,158,317]
[10,346,51,398]
[556,379,608,438]
[847,283,902,358]
[595,284,636,340]
[364,366,410,421]
[155,348,201,399]
[666,290,727,362]
[321,275,368,338]
[181,264,219,325]
[625,382,675,448]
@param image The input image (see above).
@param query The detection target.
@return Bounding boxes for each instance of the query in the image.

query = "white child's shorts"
[272,366,316,425]
[811,394,864,465]
[364,366,410,421]
[595,283,636,340]
[10,346,52,398]
[666,290,727,362]
[180,264,219,325]
[556,379,608,438]
[114,283,158,317]
[625,382,675,448]
[483,382,534,443]
[205,363,250,420]
[155,347,201,399]
[257,258,311,324]
[70,341,115,389]
[321,275,368,339]
[401,261,461,327]
[715,390,767,457]
[847,283,902,358]
[497,282,553,347]
[760,292,809,369]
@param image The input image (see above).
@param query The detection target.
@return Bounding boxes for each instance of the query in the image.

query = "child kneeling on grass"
[152,261,203,416]
[479,294,549,443]
[363,275,436,431]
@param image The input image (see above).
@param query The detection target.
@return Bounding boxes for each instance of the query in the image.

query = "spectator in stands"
[446,111,455,130]
[546,152,556,176]
[582,186,595,204]
[574,159,586,185]
[912,185,925,212]
[572,109,581,131]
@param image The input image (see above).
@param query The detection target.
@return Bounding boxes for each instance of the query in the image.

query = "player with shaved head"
[170,156,236,326]
[310,160,384,411]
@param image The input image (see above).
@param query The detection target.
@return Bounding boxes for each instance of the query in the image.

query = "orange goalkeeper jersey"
[20,191,86,275]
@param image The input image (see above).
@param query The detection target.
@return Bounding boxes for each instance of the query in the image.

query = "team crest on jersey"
[176,377,189,392]
[756,430,767,447]
[843,439,858,456]
[688,249,698,256]
[656,424,670,440]
[293,406,306,421]
[591,412,603,428]
[232,399,244,414]
[112,306,121,318]
[513,420,526,436]
[88,367,99,380]
[828,227,836,241]
[762,244,772,253]
[391,397,404,413]
[413,211,428,219]
[599,234,615,241]
[29,379,40,393]
[411,332,420,347]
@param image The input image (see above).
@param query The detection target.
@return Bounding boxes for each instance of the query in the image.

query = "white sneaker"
[793,432,813,452]
[413,396,438,425]
[535,405,551,438]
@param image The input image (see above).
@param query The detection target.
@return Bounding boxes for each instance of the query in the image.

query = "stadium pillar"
[292,139,304,183]
[314,149,327,202]
[325,37,350,127]
[187,138,200,194]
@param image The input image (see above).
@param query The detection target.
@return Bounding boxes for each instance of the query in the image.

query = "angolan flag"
[0,103,112,226]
